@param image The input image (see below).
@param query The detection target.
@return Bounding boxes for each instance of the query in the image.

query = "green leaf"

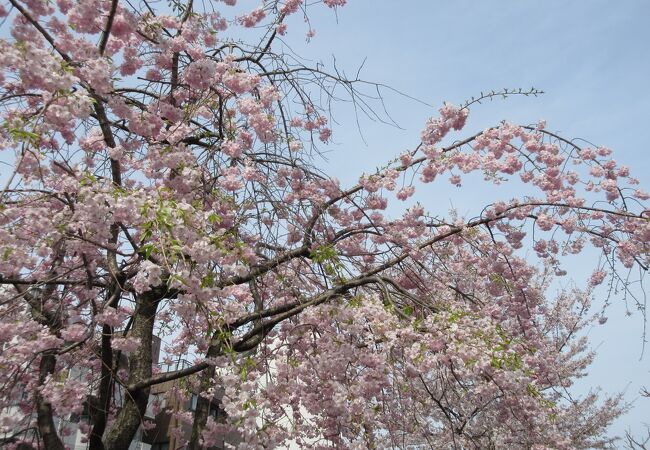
[140,243,155,260]
[347,296,363,308]
[200,272,215,288]
[8,128,40,144]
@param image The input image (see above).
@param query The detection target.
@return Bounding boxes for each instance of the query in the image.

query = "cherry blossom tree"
[0,1,648,449]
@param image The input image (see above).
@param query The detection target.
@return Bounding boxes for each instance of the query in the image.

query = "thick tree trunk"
[187,344,222,450]
[88,323,114,450]
[102,290,159,450]
[36,351,66,450]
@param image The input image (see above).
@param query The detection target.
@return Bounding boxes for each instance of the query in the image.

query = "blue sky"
[277,0,650,440]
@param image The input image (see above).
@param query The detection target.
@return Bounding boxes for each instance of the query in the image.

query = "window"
[209,402,219,418]
[188,394,219,418]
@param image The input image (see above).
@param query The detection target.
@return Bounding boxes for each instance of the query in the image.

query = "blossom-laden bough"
[0,1,647,449]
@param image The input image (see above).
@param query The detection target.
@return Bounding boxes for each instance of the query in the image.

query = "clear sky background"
[276,0,650,442]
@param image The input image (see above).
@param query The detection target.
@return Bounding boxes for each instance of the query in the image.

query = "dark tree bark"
[36,351,66,450]
[102,289,160,450]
